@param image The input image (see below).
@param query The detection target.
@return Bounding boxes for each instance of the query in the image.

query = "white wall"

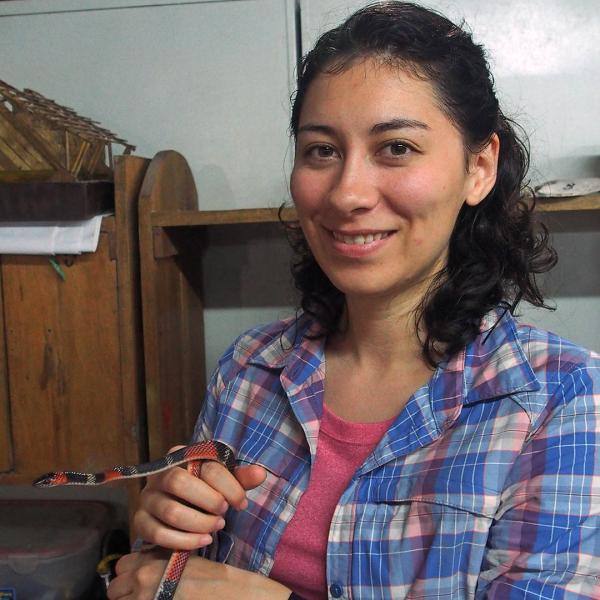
[0,0,296,210]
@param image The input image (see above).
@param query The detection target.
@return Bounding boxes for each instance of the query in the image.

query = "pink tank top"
[270,404,394,599]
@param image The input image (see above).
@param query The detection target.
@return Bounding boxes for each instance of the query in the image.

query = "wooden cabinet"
[0,153,217,502]
[0,157,149,509]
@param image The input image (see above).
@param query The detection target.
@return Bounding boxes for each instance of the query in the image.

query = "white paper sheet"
[0,214,106,255]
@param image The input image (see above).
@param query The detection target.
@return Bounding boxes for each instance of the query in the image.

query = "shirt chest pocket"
[338,473,500,598]
[363,470,501,517]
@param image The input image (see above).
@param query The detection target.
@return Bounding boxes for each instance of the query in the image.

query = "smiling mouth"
[331,231,393,245]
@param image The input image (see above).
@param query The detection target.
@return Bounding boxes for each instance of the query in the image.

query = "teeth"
[333,231,389,245]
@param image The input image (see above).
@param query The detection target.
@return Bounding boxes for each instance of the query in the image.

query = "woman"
[108,2,600,598]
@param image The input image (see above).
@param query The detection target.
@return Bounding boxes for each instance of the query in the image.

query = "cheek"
[383,172,435,217]
[290,168,324,213]
[383,172,463,250]
[384,167,464,219]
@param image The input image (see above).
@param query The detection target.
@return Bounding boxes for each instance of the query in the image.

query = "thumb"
[234,464,268,490]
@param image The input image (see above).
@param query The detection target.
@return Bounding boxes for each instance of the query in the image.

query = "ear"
[464,133,500,207]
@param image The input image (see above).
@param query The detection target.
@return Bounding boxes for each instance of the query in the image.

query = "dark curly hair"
[286,1,557,366]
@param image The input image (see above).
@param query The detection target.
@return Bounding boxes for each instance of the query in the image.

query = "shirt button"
[330,583,343,598]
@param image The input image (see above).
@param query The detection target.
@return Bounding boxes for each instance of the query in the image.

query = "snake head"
[32,472,67,487]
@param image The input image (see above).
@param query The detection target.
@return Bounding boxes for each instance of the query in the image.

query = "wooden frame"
[0,267,12,473]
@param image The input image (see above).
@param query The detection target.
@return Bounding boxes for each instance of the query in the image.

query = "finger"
[167,445,186,453]
[133,508,215,551]
[144,488,227,534]
[108,553,166,600]
[106,573,132,600]
[159,467,230,515]
[160,445,261,510]
[114,552,142,575]
[199,460,249,510]
[107,553,140,599]
[141,445,186,491]
[132,560,164,592]
[235,464,268,490]
[141,445,192,496]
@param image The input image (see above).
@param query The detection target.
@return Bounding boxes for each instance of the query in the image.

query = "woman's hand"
[133,446,267,550]
[107,549,291,600]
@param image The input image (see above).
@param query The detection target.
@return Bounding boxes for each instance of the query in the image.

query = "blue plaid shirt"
[193,308,600,599]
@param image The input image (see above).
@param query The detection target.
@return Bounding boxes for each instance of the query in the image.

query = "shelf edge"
[150,194,600,227]
[151,207,297,227]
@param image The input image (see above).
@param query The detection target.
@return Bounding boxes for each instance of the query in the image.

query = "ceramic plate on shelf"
[535,177,600,198]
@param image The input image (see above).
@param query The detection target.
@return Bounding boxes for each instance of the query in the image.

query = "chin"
[331,279,401,300]
[330,270,437,304]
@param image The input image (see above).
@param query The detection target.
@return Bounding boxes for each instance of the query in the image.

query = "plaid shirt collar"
[243,306,542,467]
[430,307,542,431]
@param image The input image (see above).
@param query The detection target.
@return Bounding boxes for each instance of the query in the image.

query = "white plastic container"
[0,500,112,600]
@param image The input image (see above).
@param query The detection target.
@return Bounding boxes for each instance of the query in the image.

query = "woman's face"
[291,58,498,306]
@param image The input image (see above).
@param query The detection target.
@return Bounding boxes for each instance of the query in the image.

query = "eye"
[379,141,415,159]
[390,142,410,156]
[305,144,338,160]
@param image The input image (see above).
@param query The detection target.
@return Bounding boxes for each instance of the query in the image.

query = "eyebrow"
[297,118,430,136]
[370,118,430,134]
[296,124,336,136]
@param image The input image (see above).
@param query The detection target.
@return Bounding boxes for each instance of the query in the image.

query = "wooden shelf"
[151,206,296,227]
[150,194,600,228]
[535,193,600,212]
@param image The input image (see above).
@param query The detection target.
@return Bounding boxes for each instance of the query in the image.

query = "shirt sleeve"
[476,362,600,599]
[191,365,226,442]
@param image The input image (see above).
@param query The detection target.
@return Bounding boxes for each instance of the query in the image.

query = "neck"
[330,292,427,371]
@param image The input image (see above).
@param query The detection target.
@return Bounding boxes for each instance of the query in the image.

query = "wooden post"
[138,150,206,458]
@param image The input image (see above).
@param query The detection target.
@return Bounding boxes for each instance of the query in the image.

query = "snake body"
[33,440,236,600]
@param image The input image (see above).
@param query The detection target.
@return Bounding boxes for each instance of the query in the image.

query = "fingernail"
[239,498,248,510]
[199,534,213,546]
[215,518,226,530]
[219,501,229,514]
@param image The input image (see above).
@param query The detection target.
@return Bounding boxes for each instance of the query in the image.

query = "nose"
[327,154,379,214]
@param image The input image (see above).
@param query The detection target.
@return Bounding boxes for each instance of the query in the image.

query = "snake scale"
[33,440,236,600]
